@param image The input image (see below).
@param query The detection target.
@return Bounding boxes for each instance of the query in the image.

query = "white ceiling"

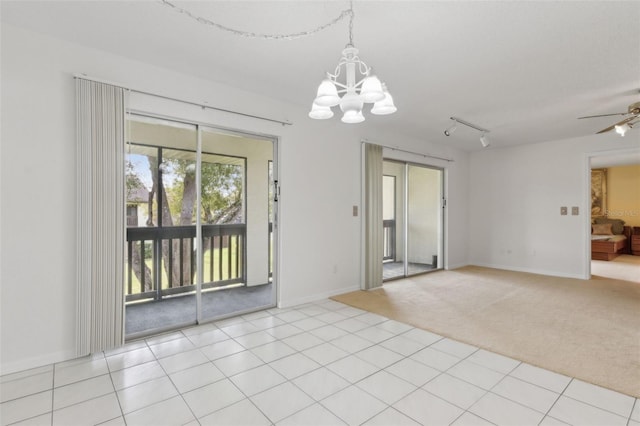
[2,0,639,151]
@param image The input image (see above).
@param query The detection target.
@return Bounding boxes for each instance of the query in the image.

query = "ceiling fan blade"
[578,112,627,119]
[595,116,636,134]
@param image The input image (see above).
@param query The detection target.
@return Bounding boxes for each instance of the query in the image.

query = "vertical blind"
[76,78,125,355]
[363,143,383,290]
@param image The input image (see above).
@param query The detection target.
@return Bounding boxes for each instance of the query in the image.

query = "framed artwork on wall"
[591,168,607,218]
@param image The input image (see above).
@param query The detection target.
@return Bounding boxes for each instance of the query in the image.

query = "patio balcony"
[125,223,274,337]
[126,223,246,302]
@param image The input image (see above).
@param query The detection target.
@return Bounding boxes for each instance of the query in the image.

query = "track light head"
[445,117,491,146]
[480,133,490,148]
[444,121,457,136]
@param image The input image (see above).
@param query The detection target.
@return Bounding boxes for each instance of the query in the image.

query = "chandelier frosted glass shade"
[360,76,385,103]
[314,79,340,107]
[371,84,397,115]
[342,109,365,124]
[340,91,365,123]
[310,46,396,124]
[308,102,334,119]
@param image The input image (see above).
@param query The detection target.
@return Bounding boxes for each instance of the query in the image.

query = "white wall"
[468,132,640,278]
[0,24,470,373]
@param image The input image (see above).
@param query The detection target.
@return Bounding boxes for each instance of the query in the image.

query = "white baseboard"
[1,348,77,376]
[445,262,469,270]
[279,284,361,308]
[471,262,585,280]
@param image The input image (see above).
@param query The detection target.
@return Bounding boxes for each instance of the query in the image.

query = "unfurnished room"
[1,1,639,425]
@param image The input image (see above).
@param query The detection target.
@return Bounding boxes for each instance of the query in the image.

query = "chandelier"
[309,4,396,123]
[159,0,394,123]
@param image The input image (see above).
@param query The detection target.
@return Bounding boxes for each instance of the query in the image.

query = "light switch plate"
[352,205,358,217]
[572,206,579,215]
[560,207,567,216]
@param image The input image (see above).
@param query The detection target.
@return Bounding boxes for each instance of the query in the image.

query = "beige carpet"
[332,262,640,398]
[592,254,640,283]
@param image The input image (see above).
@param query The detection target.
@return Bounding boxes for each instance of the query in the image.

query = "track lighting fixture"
[444,121,457,136]
[614,123,631,137]
[480,132,490,147]
[444,117,491,148]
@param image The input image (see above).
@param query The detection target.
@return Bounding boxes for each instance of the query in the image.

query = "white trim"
[195,126,203,323]
[582,146,640,280]
[360,143,366,291]
[278,285,361,309]
[442,167,451,270]
[272,137,280,309]
[445,262,469,270]
[583,152,593,280]
[471,262,585,280]
[0,349,78,377]
[403,163,408,277]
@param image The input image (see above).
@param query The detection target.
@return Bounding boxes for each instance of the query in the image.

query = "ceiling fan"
[578,101,640,135]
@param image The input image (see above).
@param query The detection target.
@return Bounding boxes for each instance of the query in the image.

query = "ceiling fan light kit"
[578,101,640,136]
[614,123,631,137]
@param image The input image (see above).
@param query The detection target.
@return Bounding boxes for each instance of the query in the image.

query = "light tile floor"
[1,299,638,426]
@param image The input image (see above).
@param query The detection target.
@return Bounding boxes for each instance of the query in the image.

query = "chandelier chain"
[159,0,355,41]
[348,1,354,46]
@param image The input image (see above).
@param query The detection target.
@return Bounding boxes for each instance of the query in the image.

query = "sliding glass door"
[125,117,199,334]
[199,127,274,323]
[382,160,443,281]
[124,115,277,338]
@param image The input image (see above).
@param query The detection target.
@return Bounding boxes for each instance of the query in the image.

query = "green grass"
[125,243,241,295]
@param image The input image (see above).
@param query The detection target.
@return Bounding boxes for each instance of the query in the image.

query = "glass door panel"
[125,116,198,337]
[407,165,443,276]
[199,127,275,322]
[382,161,406,280]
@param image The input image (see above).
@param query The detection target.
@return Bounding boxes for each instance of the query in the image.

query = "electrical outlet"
[560,207,567,215]
[572,206,579,216]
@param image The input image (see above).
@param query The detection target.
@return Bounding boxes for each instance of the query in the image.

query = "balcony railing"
[126,224,245,302]
[383,219,396,261]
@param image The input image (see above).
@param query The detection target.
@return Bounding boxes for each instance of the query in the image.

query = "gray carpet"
[125,283,273,336]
